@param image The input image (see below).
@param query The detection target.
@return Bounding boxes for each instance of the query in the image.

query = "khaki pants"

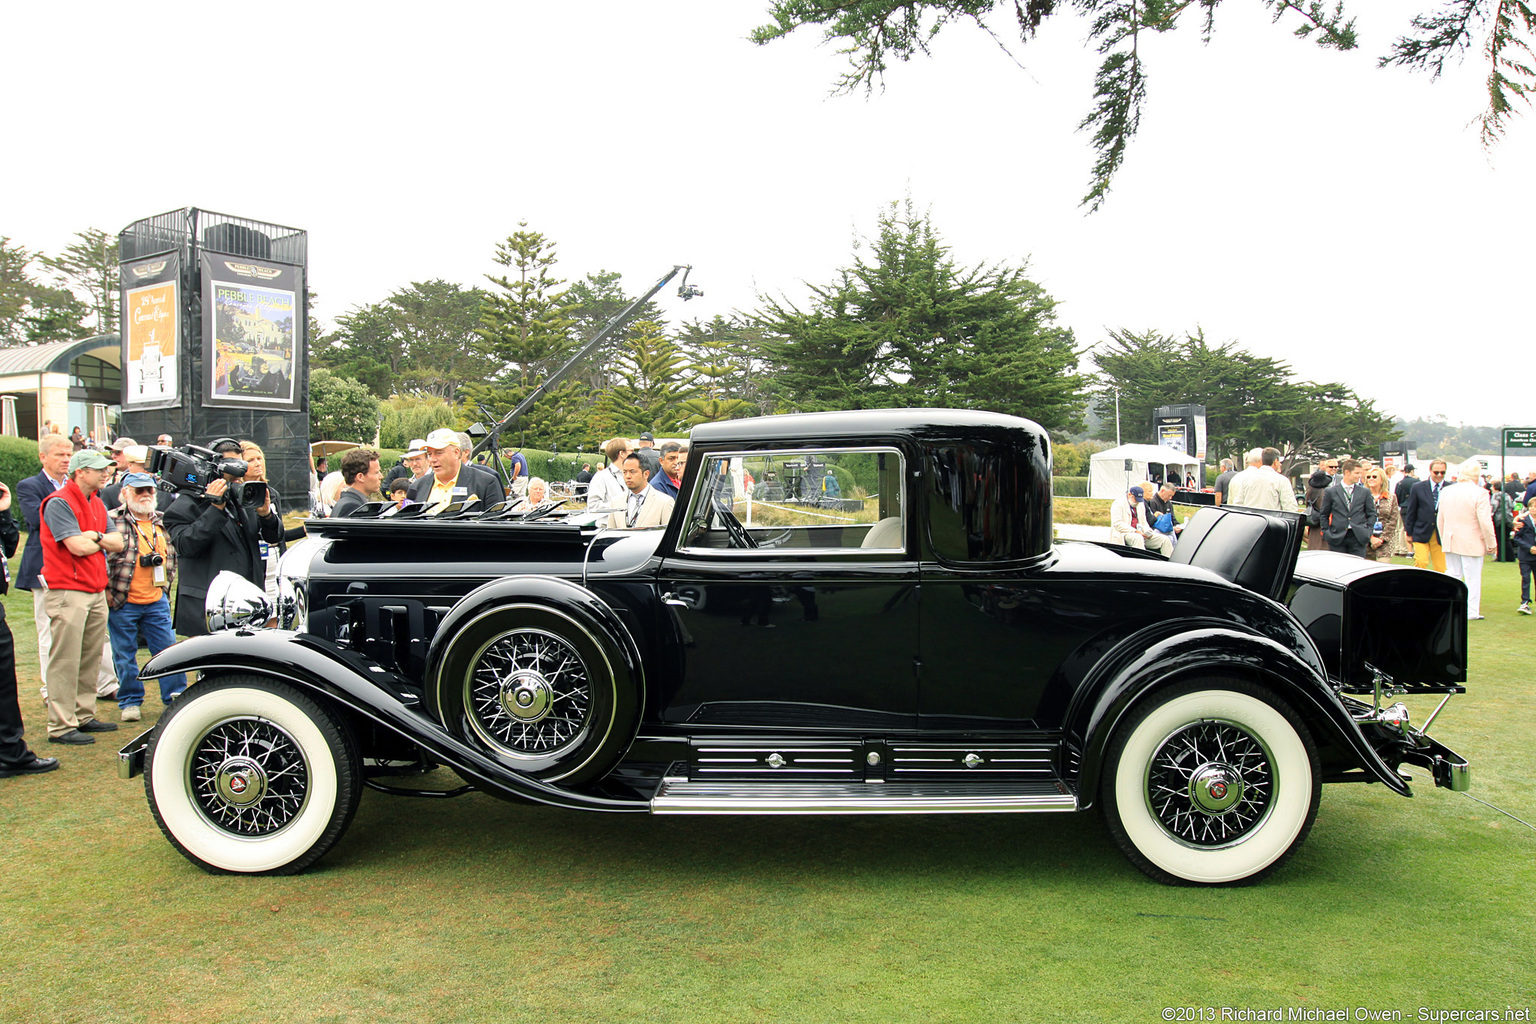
[44,588,110,737]
[1412,537,1447,573]
[32,584,117,698]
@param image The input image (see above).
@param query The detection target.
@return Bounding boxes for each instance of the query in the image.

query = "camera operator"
[163,440,282,637]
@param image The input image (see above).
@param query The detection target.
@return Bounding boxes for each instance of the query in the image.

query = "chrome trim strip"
[696,767,858,774]
[652,780,1077,814]
[694,749,854,758]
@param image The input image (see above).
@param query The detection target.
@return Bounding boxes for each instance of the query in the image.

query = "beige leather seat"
[861,516,903,549]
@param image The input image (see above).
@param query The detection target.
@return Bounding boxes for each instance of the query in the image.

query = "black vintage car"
[119,409,1471,885]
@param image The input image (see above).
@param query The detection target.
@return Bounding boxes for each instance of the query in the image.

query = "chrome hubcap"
[189,718,308,836]
[467,628,591,757]
[500,670,553,723]
[1188,764,1242,814]
[1145,719,1274,847]
[214,756,268,807]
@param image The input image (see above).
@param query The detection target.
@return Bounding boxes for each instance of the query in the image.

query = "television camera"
[146,439,265,506]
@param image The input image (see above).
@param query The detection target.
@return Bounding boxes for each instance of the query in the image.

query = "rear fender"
[1070,626,1408,806]
[140,630,647,812]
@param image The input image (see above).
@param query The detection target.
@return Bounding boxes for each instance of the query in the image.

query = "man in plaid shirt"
[105,472,186,723]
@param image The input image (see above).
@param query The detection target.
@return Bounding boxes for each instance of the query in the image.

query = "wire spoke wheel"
[1144,719,1274,848]
[145,676,361,875]
[428,591,641,784]
[188,717,310,837]
[1103,681,1320,886]
[466,629,592,757]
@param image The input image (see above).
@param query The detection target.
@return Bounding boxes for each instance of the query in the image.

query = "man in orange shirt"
[104,472,186,722]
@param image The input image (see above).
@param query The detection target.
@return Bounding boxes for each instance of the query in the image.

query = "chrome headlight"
[274,536,322,632]
[205,571,273,632]
[275,573,307,632]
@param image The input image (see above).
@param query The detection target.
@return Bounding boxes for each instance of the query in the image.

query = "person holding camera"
[38,450,126,744]
[163,440,283,636]
[104,473,186,722]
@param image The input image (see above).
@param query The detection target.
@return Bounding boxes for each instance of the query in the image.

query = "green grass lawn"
[2,559,1533,1023]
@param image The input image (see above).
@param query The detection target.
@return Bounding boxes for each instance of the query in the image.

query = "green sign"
[1504,428,1536,451]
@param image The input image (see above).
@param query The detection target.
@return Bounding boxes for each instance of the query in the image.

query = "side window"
[680,448,905,553]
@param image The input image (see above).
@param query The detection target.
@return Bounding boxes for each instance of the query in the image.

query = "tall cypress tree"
[755,199,1086,432]
[40,228,119,334]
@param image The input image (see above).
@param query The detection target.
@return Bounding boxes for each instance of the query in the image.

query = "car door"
[914,434,1074,731]
[654,447,919,731]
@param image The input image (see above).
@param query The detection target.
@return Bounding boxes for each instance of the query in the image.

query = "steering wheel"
[713,498,758,549]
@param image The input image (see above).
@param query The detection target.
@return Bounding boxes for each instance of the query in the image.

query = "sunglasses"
[1431,470,1446,476]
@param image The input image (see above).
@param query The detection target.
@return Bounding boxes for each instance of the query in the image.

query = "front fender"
[1071,626,1409,805]
[140,630,648,812]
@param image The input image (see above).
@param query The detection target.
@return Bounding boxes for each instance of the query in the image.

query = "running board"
[651,779,1078,815]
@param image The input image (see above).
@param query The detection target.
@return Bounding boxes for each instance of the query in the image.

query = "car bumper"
[1397,733,1471,792]
[119,728,154,780]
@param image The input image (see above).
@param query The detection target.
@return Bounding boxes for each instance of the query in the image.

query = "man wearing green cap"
[38,449,126,744]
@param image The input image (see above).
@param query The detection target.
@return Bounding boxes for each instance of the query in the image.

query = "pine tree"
[598,320,696,436]
[473,225,580,444]
[677,316,757,425]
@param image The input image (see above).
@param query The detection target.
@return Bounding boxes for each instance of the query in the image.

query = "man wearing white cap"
[406,429,504,512]
[105,437,138,491]
[101,445,173,512]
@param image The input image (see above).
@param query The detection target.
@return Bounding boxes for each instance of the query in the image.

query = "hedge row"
[0,435,40,488]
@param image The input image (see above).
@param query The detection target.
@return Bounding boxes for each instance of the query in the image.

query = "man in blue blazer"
[1399,459,1449,572]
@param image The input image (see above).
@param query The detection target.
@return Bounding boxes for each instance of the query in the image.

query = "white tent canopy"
[1089,444,1204,500]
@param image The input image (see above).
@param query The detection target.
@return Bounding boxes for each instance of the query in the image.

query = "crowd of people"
[1,426,286,780]
[1119,444,1536,623]
[327,431,694,530]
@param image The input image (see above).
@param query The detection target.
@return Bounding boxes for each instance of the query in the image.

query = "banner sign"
[1504,428,1536,451]
[1153,405,1207,462]
[201,253,301,411]
[120,253,180,411]
[1157,423,1188,453]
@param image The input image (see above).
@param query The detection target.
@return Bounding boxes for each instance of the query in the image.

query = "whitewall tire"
[145,676,361,875]
[1102,680,1321,886]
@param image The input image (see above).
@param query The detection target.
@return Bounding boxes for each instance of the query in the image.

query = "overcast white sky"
[3,0,1530,430]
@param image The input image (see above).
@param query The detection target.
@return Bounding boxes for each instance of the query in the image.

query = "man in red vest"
[39,450,126,744]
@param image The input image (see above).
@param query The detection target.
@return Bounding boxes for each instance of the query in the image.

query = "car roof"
[689,408,1045,447]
